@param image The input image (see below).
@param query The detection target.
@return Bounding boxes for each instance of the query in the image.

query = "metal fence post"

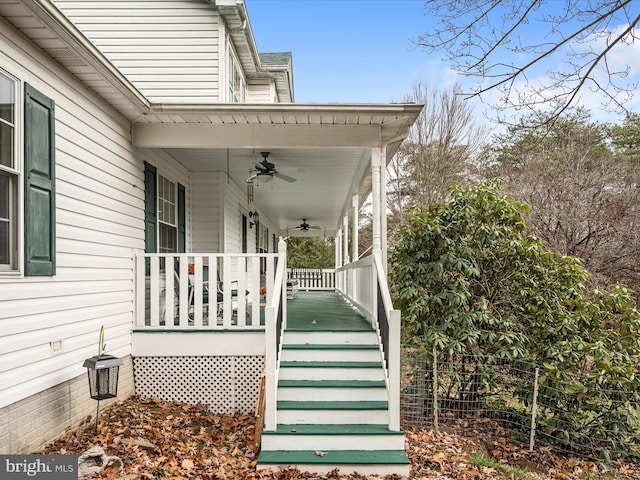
[529,367,539,452]
[433,344,439,433]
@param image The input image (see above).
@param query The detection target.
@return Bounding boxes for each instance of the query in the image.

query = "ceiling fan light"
[258,173,273,183]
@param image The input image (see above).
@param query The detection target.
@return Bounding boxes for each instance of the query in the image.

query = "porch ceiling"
[132,103,423,236]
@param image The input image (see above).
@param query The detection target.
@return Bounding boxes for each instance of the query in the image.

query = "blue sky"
[246,0,439,103]
[245,0,640,126]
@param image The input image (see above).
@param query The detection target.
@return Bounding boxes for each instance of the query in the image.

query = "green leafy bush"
[391,180,640,459]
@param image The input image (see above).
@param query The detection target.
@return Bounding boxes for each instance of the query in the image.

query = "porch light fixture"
[249,210,259,229]
[257,172,272,183]
[83,326,123,430]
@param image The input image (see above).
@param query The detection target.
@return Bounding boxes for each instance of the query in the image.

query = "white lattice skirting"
[133,356,263,414]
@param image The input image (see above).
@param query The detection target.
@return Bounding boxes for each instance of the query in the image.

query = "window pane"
[0,221,8,265]
[159,199,166,223]
[0,72,14,124]
[0,121,14,168]
[159,223,177,253]
[0,173,11,265]
[157,175,176,226]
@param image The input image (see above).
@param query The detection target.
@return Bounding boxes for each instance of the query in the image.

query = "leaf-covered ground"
[36,396,640,479]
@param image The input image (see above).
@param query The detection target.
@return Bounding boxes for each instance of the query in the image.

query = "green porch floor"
[285,291,373,332]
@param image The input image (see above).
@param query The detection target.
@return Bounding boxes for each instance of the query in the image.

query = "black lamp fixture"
[83,326,123,430]
[249,210,259,229]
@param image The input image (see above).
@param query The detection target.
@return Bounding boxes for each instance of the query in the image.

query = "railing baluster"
[209,256,219,327]
[222,256,232,328]
[250,256,261,326]
[237,256,247,327]
[193,256,203,327]
[150,256,160,327]
[178,257,189,327]
[165,255,175,326]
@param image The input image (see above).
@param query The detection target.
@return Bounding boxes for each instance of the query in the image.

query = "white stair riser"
[283,331,378,345]
[257,463,410,477]
[279,367,385,381]
[277,409,389,425]
[278,387,387,402]
[261,434,405,451]
[281,349,381,362]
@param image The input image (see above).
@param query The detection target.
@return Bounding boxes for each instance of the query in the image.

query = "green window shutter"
[177,183,185,253]
[24,83,55,276]
[144,161,157,253]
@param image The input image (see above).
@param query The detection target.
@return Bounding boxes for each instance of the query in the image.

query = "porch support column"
[380,151,388,269]
[371,146,383,254]
[335,229,342,268]
[343,214,349,265]
[352,194,359,261]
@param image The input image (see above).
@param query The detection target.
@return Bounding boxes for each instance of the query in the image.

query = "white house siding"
[53,0,222,103]
[0,18,140,452]
[247,79,275,104]
[222,178,245,253]
[190,171,224,253]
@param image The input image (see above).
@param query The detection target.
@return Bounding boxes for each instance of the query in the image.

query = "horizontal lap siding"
[191,172,223,253]
[0,18,142,409]
[247,80,274,103]
[223,178,245,253]
[53,0,221,103]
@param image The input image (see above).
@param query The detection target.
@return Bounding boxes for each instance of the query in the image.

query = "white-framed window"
[0,72,55,276]
[0,71,17,271]
[158,174,177,253]
[228,49,246,103]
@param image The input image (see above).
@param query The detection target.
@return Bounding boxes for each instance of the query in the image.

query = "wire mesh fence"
[401,347,640,463]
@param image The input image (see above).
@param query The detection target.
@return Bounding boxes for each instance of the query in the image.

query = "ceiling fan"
[246,151,297,184]
[289,219,322,232]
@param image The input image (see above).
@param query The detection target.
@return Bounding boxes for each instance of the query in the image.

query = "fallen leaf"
[314,450,328,457]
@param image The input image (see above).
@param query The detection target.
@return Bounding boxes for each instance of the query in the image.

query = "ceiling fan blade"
[309,226,322,230]
[255,162,268,172]
[246,173,258,183]
[273,171,297,183]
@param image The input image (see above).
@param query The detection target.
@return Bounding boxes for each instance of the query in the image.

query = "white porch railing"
[286,268,335,290]
[135,253,278,330]
[335,251,401,431]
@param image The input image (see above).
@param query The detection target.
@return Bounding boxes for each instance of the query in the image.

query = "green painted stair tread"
[278,379,386,388]
[283,344,379,350]
[285,291,374,332]
[285,326,374,332]
[277,400,388,410]
[257,449,409,465]
[279,361,382,368]
[263,424,404,435]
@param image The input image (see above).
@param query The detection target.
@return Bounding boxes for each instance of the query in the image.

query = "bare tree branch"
[417,0,640,125]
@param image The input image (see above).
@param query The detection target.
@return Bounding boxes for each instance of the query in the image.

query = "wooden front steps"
[257,321,409,477]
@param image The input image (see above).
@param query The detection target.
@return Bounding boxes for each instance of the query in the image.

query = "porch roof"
[132,102,423,236]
